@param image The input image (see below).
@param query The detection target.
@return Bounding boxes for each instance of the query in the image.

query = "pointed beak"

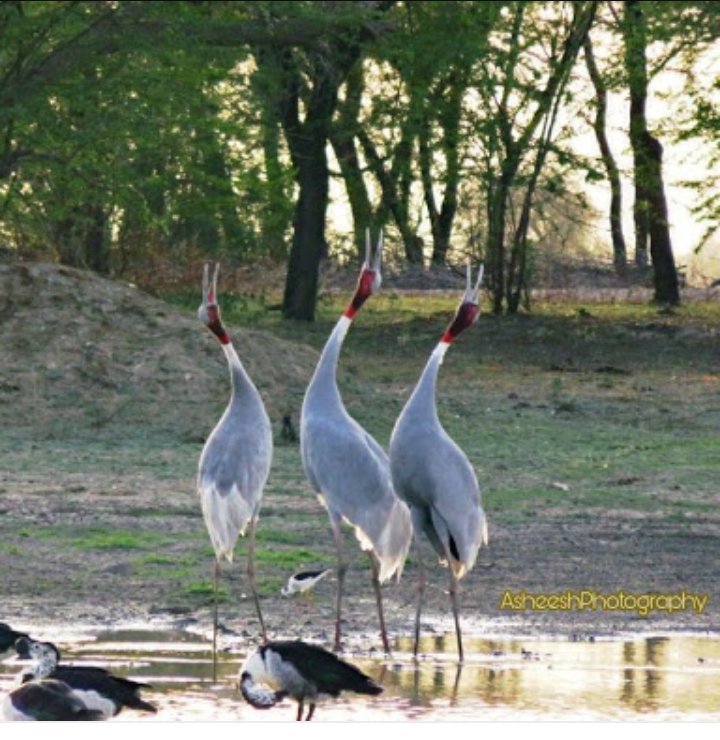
[199,262,222,324]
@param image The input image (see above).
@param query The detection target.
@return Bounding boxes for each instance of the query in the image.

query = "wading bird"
[197,263,273,672]
[2,679,105,721]
[300,232,412,653]
[239,640,382,721]
[281,569,332,603]
[389,265,488,662]
[14,638,156,718]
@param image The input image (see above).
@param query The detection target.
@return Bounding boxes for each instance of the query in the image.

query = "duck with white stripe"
[239,640,382,721]
[2,678,105,721]
[14,637,157,718]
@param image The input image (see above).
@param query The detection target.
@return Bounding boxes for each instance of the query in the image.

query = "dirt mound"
[0,263,317,441]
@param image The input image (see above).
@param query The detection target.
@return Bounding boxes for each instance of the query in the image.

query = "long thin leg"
[330,514,346,653]
[305,703,316,721]
[448,568,464,662]
[212,559,219,682]
[296,699,304,722]
[450,662,463,705]
[368,552,390,654]
[246,517,268,643]
[413,544,426,659]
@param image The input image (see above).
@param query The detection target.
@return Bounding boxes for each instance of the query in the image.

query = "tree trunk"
[274,40,360,319]
[418,71,463,266]
[644,134,679,304]
[584,33,627,275]
[56,203,109,274]
[623,0,679,303]
[282,139,330,320]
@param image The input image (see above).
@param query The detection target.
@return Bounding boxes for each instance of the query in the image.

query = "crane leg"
[330,516,347,653]
[305,703,316,721]
[448,569,464,662]
[246,517,268,644]
[296,699,304,721]
[413,545,426,659]
[212,559,219,682]
[368,552,390,654]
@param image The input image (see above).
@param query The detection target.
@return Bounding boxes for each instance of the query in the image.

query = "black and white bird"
[0,623,29,656]
[281,569,332,598]
[2,679,105,721]
[239,640,382,721]
[14,637,157,718]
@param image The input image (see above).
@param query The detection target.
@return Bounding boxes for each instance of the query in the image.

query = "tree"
[583,29,628,275]
[622,0,679,303]
[470,1,598,313]
[251,2,393,320]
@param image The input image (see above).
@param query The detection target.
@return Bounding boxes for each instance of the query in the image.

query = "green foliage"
[1,0,719,302]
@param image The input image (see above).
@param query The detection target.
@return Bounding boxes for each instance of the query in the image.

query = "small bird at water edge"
[281,569,332,599]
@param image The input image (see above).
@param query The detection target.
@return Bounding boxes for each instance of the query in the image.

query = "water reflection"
[1,629,719,720]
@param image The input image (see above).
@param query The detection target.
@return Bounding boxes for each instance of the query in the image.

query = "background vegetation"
[2,1,720,319]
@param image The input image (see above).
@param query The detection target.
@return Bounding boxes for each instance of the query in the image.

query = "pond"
[1,627,719,721]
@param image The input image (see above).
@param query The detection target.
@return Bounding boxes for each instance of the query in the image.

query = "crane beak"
[464,262,484,304]
[200,263,220,307]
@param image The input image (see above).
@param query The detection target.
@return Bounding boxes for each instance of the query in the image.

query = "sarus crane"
[300,231,412,653]
[389,264,488,662]
[197,263,273,674]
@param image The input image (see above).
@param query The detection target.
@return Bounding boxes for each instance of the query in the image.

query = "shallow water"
[2,628,719,721]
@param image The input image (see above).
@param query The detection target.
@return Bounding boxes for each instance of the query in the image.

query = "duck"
[0,623,29,656]
[14,637,156,718]
[239,639,382,721]
[2,678,105,721]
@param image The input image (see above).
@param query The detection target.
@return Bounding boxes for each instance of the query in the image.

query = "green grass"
[255,548,326,569]
[18,525,172,550]
[1,291,718,620]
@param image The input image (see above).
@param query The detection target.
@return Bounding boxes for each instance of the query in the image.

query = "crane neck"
[305,314,352,409]
[222,342,262,404]
[403,341,449,421]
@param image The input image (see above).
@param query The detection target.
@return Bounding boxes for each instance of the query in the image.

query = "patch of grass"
[22,525,172,551]
[255,528,316,546]
[0,542,24,556]
[181,581,231,604]
[255,548,325,569]
[76,529,170,550]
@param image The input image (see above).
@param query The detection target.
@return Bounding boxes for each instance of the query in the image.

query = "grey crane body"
[300,233,412,653]
[389,265,488,660]
[198,343,272,560]
[390,344,486,577]
[302,318,411,579]
[197,263,273,667]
